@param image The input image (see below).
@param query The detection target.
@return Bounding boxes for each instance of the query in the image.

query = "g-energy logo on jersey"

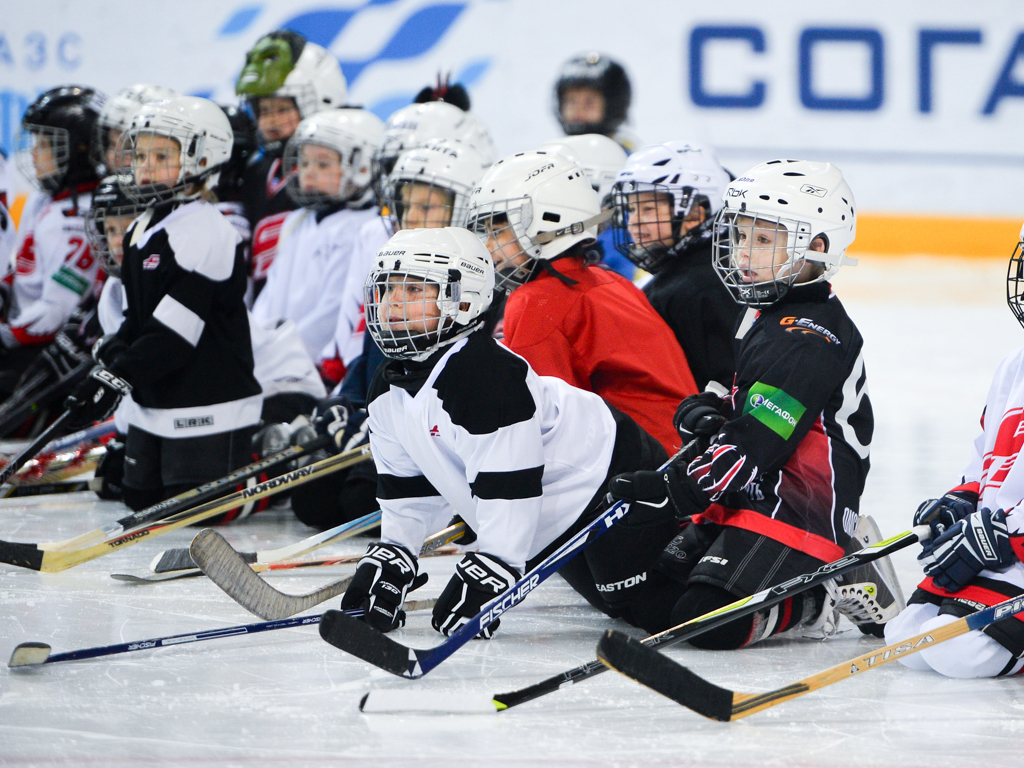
[744,382,806,439]
[779,316,840,344]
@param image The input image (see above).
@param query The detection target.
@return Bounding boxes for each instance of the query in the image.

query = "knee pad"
[669,583,753,650]
[654,522,719,586]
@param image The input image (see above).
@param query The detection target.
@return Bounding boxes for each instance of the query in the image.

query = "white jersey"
[1,187,98,348]
[251,205,379,360]
[321,215,393,367]
[0,153,15,268]
[368,332,617,571]
[99,277,326,424]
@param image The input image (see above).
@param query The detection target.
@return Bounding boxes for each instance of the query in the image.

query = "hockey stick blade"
[596,592,1024,720]
[191,517,459,619]
[150,546,255,574]
[358,524,929,712]
[8,599,437,669]
[111,568,204,583]
[319,609,413,676]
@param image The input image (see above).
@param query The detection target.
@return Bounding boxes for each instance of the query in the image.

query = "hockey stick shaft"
[0,445,371,572]
[8,599,436,668]
[597,592,1024,721]
[0,360,91,437]
[0,420,114,466]
[4,480,92,498]
[484,525,930,710]
[0,411,72,485]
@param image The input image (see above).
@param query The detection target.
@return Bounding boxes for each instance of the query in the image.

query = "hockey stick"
[595,592,1024,721]
[4,479,92,498]
[358,524,930,712]
[0,445,371,572]
[0,434,336,559]
[0,420,115,467]
[2,445,103,491]
[7,598,437,669]
[190,520,467,620]
[0,411,72,486]
[0,359,91,437]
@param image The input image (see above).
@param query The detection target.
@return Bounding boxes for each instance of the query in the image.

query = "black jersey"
[642,221,743,391]
[696,281,873,563]
[238,146,299,291]
[111,200,261,437]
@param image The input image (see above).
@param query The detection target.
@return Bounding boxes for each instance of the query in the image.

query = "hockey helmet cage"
[18,85,105,193]
[84,175,145,278]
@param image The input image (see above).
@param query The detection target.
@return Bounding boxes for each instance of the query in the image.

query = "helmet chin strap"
[532,208,613,245]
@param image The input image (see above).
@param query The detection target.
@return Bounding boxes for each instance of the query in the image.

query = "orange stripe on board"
[850,213,1020,258]
[10,193,27,230]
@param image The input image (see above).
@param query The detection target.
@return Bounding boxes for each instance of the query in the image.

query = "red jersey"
[502,257,698,454]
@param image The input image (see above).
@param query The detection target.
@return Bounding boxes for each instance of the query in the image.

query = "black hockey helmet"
[18,85,105,193]
[84,176,144,278]
[215,103,260,200]
[553,53,631,137]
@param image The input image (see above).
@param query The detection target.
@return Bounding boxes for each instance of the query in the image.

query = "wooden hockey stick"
[595,592,1024,721]
[191,520,467,620]
[0,446,370,572]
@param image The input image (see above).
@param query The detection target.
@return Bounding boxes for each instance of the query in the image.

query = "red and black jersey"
[694,281,873,563]
[238,147,299,292]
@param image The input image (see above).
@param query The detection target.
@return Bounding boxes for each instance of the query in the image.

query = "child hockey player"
[883,224,1024,678]
[1,86,104,399]
[94,83,177,175]
[65,95,261,512]
[612,141,743,391]
[337,226,675,635]
[608,160,905,644]
[234,30,348,297]
[465,150,697,455]
[553,53,636,152]
[250,108,383,361]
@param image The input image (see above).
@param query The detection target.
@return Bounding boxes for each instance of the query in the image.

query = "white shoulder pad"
[164,201,241,282]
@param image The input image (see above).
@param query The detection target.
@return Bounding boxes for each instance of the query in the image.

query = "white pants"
[883,602,1024,678]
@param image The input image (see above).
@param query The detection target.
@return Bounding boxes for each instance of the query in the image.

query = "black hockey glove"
[92,435,126,500]
[607,462,709,518]
[446,514,478,545]
[64,366,131,431]
[432,552,520,639]
[913,489,978,540]
[340,542,426,633]
[90,333,129,368]
[311,395,369,455]
[687,442,759,501]
[41,331,93,378]
[673,392,727,445]
[918,507,1015,592]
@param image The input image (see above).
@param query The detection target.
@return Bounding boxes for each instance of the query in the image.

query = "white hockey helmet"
[713,159,857,307]
[538,134,627,202]
[282,107,385,207]
[383,139,491,230]
[611,140,731,272]
[236,37,347,120]
[365,226,495,360]
[372,101,496,197]
[465,151,603,290]
[1007,222,1024,330]
[115,95,233,203]
[94,83,177,171]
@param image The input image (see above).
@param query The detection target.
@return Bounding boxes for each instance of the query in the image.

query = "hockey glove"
[919,507,1015,592]
[607,463,709,517]
[311,395,369,455]
[90,333,129,368]
[673,392,727,446]
[64,366,131,431]
[432,552,520,639]
[446,514,478,545]
[913,490,978,540]
[687,442,759,501]
[340,542,426,633]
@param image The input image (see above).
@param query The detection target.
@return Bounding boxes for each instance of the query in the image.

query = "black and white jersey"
[367,330,617,571]
[111,199,261,438]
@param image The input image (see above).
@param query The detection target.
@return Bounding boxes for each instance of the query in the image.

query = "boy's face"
[30,133,59,181]
[298,143,344,196]
[482,214,528,274]
[561,86,605,126]
[132,133,182,187]
[257,97,301,143]
[382,275,442,335]
[625,190,675,249]
[104,214,135,265]
[104,127,122,172]
[399,182,454,229]
[730,215,823,284]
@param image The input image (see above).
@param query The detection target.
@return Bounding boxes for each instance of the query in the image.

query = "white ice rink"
[2,256,1023,768]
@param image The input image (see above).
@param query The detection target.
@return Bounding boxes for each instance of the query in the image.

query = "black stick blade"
[319,609,414,677]
[0,540,44,570]
[595,630,735,722]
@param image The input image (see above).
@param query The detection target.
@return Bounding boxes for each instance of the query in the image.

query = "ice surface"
[2,257,1023,768]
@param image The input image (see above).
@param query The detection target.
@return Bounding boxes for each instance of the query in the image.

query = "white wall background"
[2,0,1024,217]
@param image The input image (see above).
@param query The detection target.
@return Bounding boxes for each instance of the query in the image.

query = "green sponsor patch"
[743,382,805,439]
[52,267,89,295]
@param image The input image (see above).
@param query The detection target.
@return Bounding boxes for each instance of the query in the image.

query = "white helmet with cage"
[538,134,627,202]
[713,159,857,307]
[364,226,495,361]
[282,107,384,207]
[95,83,178,171]
[373,101,496,196]
[1006,222,1024,330]
[115,95,233,203]
[465,150,604,290]
[611,140,731,272]
[383,139,491,230]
